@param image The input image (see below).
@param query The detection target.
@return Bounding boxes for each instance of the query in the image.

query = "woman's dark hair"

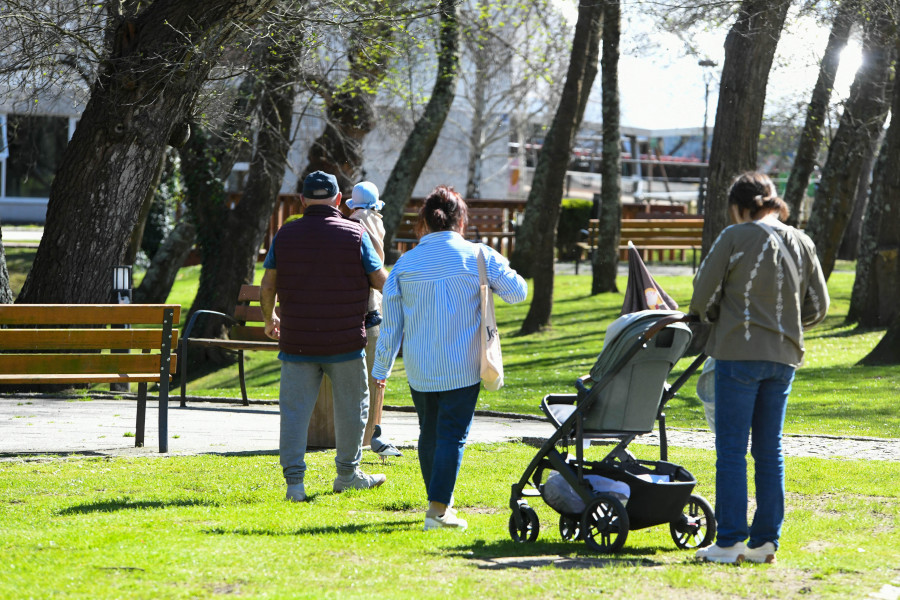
[415,185,468,237]
[728,171,790,221]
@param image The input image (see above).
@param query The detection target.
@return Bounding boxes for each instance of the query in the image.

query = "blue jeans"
[410,382,480,505]
[279,358,369,484]
[714,360,795,550]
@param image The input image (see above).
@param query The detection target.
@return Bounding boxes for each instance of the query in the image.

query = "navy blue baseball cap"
[302,171,339,199]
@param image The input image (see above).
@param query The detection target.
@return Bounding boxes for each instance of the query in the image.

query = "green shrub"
[556,197,594,260]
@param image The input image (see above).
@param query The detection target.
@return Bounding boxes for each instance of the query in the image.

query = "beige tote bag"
[476,245,504,390]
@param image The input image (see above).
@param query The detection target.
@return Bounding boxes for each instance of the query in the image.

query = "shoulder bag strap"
[475,244,489,287]
[754,221,800,284]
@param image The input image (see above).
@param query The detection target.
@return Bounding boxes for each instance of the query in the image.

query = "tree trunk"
[185,43,298,364]
[591,0,621,295]
[805,2,893,280]
[838,129,880,260]
[848,30,900,329]
[380,0,460,262]
[0,229,13,304]
[516,0,603,334]
[702,0,791,256]
[133,219,197,304]
[16,0,276,305]
[859,311,900,365]
[464,33,490,200]
[783,0,856,227]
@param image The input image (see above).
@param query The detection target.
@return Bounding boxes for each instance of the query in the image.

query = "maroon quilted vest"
[273,204,369,356]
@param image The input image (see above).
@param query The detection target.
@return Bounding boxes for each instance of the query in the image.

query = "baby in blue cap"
[347,181,385,331]
[347,182,401,460]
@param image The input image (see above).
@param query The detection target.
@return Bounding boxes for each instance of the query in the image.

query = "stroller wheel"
[508,504,540,543]
[581,494,629,553]
[558,514,582,541]
[670,494,716,549]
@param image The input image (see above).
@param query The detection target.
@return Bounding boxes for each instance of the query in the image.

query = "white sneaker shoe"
[285,483,306,502]
[745,542,777,564]
[424,512,468,531]
[696,542,747,564]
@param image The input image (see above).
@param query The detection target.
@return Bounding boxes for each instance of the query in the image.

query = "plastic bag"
[696,357,716,433]
[543,471,630,514]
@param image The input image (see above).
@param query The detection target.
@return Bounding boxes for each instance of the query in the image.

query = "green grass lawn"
[177,265,898,439]
[1,443,898,599]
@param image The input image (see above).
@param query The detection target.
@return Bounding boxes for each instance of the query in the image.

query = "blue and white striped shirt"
[371,231,528,392]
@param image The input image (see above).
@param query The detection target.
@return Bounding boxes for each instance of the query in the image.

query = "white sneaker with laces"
[695,542,747,564]
[424,512,468,531]
[745,542,777,564]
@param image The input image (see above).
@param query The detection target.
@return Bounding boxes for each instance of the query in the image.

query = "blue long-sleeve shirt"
[372,231,528,391]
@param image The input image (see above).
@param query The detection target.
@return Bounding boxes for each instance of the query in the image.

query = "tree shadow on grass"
[442,538,663,570]
[203,519,416,537]
[59,497,222,515]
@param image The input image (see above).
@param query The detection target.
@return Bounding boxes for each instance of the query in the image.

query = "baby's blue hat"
[347,181,384,211]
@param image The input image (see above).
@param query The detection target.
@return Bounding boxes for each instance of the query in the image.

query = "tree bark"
[0,228,13,304]
[515,0,603,334]
[380,0,460,262]
[805,2,893,280]
[16,0,277,305]
[133,219,197,304]
[848,28,900,330]
[838,129,880,260]
[299,16,393,196]
[185,41,298,363]
[702,0,791,256]
[591,0,621,295]
[859,311,900,365]
[783,0,856,227]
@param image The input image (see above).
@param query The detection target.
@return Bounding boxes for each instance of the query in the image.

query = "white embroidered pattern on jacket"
[774,253,786,342]
[743,237,774,341]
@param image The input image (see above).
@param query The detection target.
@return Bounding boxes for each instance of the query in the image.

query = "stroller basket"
[508,311,715,553]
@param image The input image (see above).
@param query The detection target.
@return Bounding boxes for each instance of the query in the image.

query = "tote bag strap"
[754,221,800,285]
[475,244,489,288]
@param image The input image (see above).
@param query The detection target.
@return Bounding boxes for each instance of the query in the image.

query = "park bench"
[392,207,516,256]
[0,304,180,453]
[575,217,705,273]
[178,284,380,448]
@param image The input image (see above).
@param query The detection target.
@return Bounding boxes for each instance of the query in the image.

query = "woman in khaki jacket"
[691,171,829,564]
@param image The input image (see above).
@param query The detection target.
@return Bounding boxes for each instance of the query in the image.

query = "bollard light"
[112,265,133,304]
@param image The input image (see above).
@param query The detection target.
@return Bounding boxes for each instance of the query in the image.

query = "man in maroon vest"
[260,171,388,502]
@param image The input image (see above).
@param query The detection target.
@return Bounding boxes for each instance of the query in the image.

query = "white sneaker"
[696,542,747,564]
[285,483,306,502]
[745,542,777,564]
[424,512,468,531]
[333,470,386,493]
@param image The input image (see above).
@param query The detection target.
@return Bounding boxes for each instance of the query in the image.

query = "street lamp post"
[697,59,717,215]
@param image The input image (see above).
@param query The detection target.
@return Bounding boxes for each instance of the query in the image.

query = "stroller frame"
[508,312,715,553]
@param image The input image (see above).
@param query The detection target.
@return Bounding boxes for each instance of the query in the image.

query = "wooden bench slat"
[0,353,176,375]
[238,284,261,302]
[233,305,265,323]
[230,325,273,343]
[0,328,179,351]
[0,304,180,326]
[187,337,276,351]
[0,374,165,384]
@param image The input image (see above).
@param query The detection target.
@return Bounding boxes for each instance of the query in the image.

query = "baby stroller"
[508,310,714,553]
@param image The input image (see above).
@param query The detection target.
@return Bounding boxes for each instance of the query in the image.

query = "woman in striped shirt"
[372,186,528,531]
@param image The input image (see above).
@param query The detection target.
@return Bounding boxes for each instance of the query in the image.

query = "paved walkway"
[1,395,898,461]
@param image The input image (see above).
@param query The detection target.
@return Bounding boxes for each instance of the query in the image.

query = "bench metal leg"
[238,349,249,406]
[135,382,147,448]
[158,308,174,453]
[179,337,188,407]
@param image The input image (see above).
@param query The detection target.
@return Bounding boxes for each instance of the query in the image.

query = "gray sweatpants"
[279,357,369,484]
